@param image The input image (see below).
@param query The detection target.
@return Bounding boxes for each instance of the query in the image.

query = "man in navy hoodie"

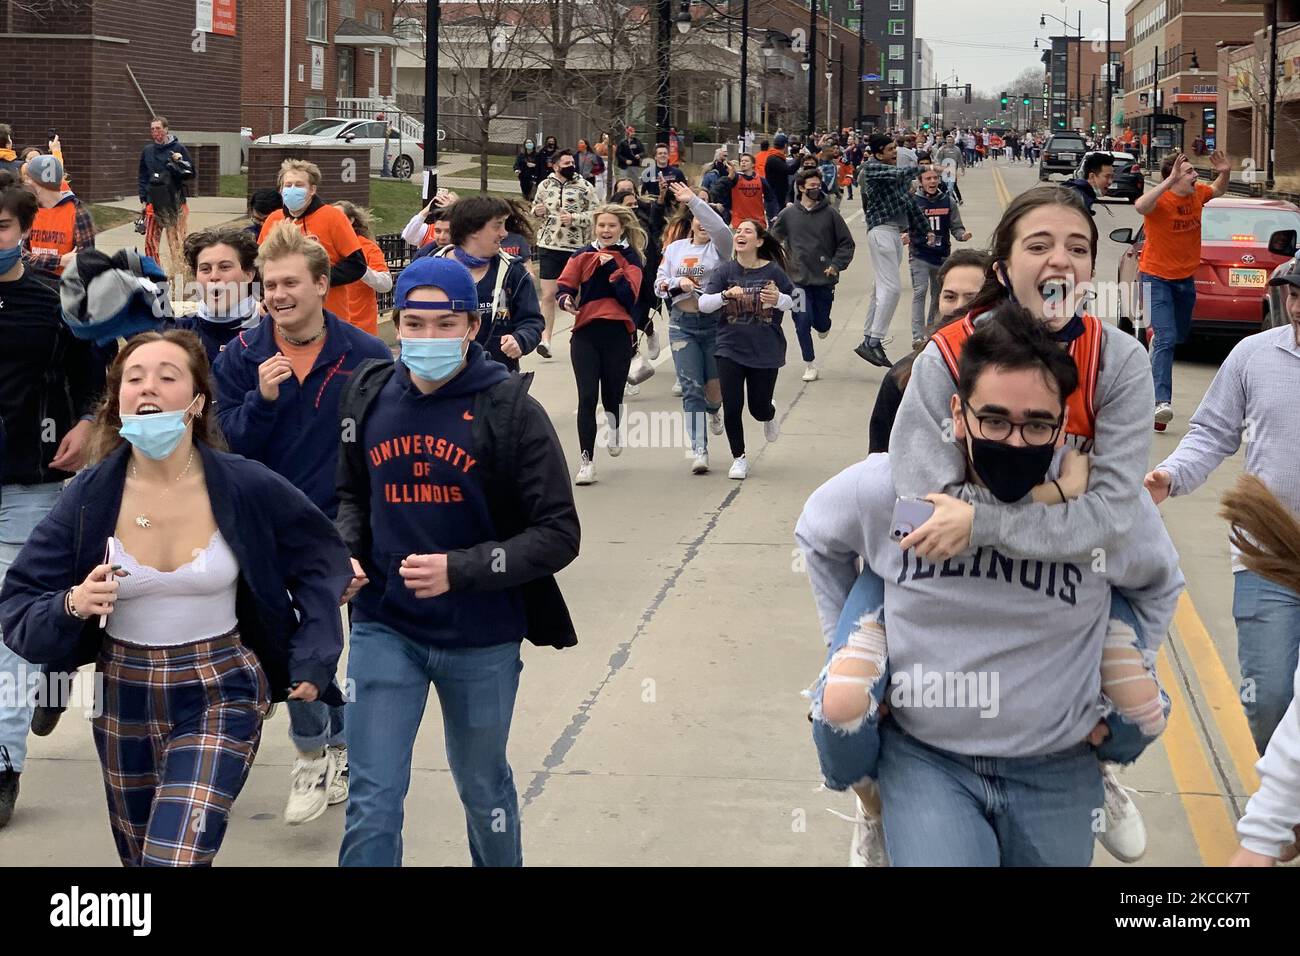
[334,256,580,867]
[213,221,391,827]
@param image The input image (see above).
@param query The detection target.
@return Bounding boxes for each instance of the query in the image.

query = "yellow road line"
[1173,592,1261,795]
[1156,647,1241,866]
[991,165,1012,209]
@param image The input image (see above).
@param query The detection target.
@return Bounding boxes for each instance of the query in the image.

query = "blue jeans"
[288,700,345,753]
[877,719,1102,865]
[668,305,721,454]
[792,284,834,363]
[1141,272,1196,404]
[809,568,1165,791]
[0,482,63,773]
[1232,570,1300,755]
[339,619,523,867]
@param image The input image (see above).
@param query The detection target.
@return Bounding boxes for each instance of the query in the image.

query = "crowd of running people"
[0,115,1296,868]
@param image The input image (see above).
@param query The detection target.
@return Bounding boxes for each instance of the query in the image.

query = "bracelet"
[65,588,87,621]
[1052,479,1067,504]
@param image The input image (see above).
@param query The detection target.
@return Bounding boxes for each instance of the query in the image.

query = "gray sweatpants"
[863,224,905,342]
[908,257,942,342]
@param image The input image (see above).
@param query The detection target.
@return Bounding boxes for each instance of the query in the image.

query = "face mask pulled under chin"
[966,434,1056,503]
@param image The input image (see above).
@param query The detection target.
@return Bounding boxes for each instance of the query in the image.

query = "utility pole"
[422,0,440,200]
[806,0,817,139]
[740,0,750,142]
[1267,0,1278,188]
[1103,0,1112,140]
[857,6,866,127]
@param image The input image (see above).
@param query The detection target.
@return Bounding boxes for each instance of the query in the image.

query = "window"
[307,0,327,41]
[340,0,355,17]
[890,0,905,9]
[889,44,904,60]
[888,19,904,36]
[305,96,329,120]
[888,69,904,85]
[847,17,861,30]
[365,9,383,30]
[850,0,860,8]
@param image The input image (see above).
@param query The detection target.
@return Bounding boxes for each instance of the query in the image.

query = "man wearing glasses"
[796,304,1182,866]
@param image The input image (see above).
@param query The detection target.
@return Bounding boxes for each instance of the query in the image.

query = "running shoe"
[691,449,709,474]
[802,363,819,382]
[1154,402,1173,425]
[828,797,890,867]
[536,340,552,359]
[728,456,748,480]
[0,746,17,830]
[326,745,349,806]
[763,405,781,442]
[709,409,724,435]
[854,341,891,367]
[817,327,831,340]
[1097,764,1147,862]
[626,382,640,397]
[30,705,64,737]
[672,381,683,397]
[646,327,662,360]
[575,454,596,485]
[606,413,622,457]
[285,748,338,825]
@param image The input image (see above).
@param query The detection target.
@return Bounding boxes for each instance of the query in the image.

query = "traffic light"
[1022,96,1031,106]
[999,92,1009,108]
[964,83,972,104]
[941,83,949,98]
[922,122,931,130]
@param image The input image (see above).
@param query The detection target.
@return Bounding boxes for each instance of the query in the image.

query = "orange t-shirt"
[1138,182,1214,281]
[342,236,388,336]
[273,324,327,383]
[260,203,363,321]
[754,148,778,180]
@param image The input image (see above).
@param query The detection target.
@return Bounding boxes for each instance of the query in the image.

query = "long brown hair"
[1220,475,1300,594]
[736,218,788,272]
[89,330,228,463]
[964,185,1098,316]
[503,197,537,247]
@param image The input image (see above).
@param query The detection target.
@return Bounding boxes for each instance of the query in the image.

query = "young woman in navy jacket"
[0,330,353,866]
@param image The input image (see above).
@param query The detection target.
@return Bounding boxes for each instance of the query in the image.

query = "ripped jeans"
[808,567,1171,792]
[668,305,721,454]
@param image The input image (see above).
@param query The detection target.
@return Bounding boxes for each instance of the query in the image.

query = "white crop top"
[105,531,240,647]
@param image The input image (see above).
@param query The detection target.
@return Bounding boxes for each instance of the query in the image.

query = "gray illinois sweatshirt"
[889,323,1154,562]
[795,452,1184,758]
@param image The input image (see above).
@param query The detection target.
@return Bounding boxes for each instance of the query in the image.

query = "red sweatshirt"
[555,244,645,334]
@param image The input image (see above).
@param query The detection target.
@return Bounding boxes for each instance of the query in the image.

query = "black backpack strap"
[339,358,397,429]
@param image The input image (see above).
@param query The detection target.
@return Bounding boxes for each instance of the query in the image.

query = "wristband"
[1052,480,1067,504]
[65,589,87,621]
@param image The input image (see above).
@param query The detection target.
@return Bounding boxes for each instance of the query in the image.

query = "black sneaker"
[536,340,552,359]
[854,341,892,367]
[30,705,65,737]
[0,746,18,830]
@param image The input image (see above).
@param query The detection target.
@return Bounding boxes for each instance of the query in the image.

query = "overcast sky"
[915,0,1120,93]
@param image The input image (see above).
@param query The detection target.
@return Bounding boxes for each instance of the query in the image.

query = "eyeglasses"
[961,401,1062,447]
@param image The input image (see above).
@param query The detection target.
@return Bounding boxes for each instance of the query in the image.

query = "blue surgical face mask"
[281,186,309,213]
[401,331,471,383]
[0,243,22,273]
[119,395,200,461]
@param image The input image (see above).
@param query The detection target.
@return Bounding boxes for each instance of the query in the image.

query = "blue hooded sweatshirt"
[351,344,525,647]
[213,310,392,517]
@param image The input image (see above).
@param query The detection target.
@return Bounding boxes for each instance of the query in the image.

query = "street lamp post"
[857,6,866,129]
[422,0,440,200]
[1098,0,1112,141]
[806,0,817,140]
[740,0,749,141]
[1267,0,1278,188]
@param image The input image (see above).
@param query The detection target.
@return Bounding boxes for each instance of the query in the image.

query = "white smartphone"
[890,496,935,542]
[100,538,116,628]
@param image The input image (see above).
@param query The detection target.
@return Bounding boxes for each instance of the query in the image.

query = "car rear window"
[289,119,345,136]
[1202,208,1300,243]
[1049,138,1086,150]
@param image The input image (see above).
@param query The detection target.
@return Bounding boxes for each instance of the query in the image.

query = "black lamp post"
[422,0,440,200]
[806,0,818,140]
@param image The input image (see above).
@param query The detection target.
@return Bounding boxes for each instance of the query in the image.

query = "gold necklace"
[128,449,195,529]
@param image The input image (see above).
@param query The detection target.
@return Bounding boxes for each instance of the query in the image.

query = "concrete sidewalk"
[94,196,250,263]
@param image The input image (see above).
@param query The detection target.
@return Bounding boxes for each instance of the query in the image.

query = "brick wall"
[0,0,241,202]
[247,144,371,207]
[241,0,397,139]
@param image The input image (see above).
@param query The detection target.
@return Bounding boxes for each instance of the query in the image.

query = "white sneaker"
[847,798,890,867]
[605,413,622,457]
[536,340,552,359]
[326,745,349,806]
[1154,402,1173,424]
[763,405,781,442]
[575,453,596,485]
[1097,763,1147,862]
[802,363,819,382]
[625,382,640,397]
[817,327,830,340]
[691,449,709,474]
[672,381,683,397]
[646,327,662,360]
[709,409,724,435]
[728,455,748,480]
[285,749,338,825]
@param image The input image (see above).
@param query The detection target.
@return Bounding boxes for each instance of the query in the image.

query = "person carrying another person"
[933,134,965,205]
[22,155,93,276]
[334,201,393,338]
[257,159,367,330]
[138,117,195,279]
[532,149,598,358]
[711,154,778,228]
[770,168,856,383]
[907,164,973,351]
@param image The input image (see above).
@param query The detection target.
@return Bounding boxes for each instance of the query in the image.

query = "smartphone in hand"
[890,497,935,542]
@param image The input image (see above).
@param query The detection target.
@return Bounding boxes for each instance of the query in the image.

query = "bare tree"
[1226,35,1300,181]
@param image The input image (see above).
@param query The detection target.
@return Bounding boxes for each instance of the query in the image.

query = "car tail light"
[1130,164,1142,174]
[417,142,424,150]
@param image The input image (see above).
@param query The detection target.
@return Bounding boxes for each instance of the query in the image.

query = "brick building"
[1218,0,1300,186]
[0,0,242,202]
[1040,35,1119,136]
[241,0,400,141]
[1121,0,1264,160]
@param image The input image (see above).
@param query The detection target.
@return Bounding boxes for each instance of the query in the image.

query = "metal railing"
[375,233,413,313]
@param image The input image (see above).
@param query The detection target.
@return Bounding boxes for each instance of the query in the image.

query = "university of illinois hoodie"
[352,344,528,647]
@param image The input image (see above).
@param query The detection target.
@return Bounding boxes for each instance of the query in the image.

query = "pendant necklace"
[129,449,196,529]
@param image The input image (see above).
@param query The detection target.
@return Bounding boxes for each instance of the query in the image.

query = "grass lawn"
[220,174,249,198]
[89,205,139,232]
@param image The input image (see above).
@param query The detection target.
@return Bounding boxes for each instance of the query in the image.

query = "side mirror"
[343,133,357,143]
[1109,228,1135,245]
[1269,229,1297,259]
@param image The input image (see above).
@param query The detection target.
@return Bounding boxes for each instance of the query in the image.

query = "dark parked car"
[1038,133,1089,181]
[1074,150,1145,203]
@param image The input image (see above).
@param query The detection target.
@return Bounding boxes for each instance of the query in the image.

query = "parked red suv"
[1111,196,1300,339]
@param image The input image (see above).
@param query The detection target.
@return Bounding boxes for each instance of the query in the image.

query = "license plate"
[1058,152,1076,161]
[1228,268,1267,289]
